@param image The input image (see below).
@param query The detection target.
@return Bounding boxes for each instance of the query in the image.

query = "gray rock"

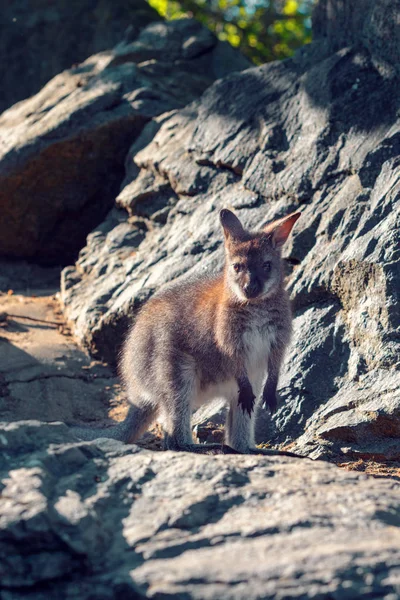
[313,0,400,69]
[0,19,250,265]
[1,420,400,599]
[61,1,400,460]
[0,0,160,114]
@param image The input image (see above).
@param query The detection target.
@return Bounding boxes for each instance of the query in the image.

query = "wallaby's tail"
[70,404,155,444]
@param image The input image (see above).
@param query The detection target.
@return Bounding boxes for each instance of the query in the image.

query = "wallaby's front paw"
[263,391,279,414]
[238,384,256,416]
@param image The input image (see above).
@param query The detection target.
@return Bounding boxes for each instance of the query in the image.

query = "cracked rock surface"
[61,0,400,460]
[1,420,400,599]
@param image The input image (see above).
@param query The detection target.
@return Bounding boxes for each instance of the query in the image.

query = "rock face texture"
[1,421,400,600]
[2,4,400,597]
[0,0,159,114]
[61,1,400,460]
[0,19,249,265]
[313,0,400,67]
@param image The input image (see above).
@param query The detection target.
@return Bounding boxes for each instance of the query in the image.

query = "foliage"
[147,0,315,64]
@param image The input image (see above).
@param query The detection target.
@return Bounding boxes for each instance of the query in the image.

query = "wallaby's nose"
[243,279,260,298]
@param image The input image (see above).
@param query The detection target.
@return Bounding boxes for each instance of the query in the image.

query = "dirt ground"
[0,268,397,477]
[0,266,164,449]
[0,291,123,422]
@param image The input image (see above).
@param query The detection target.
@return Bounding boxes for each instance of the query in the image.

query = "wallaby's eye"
[263,261,271,273]
[233,263,242,273]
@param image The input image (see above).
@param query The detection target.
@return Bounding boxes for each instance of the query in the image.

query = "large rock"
[61,1,400,460]
[1,421,400,599]
[0,0,159,114]
[0,19,250,265]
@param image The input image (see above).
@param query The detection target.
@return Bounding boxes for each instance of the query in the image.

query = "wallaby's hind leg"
[123,401,158,444]
[163,412,228,454]
[160,358,197,451]
[70,401,157,444]
[225,396,256,453]
[162,396,194,450]
[160,363,237,455]
[163,408,239,453]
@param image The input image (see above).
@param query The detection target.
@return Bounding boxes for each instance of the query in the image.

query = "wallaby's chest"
[242,316,277,371]
[195,317,277,407]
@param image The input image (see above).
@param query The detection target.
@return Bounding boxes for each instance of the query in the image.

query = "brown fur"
[73,209,300,454]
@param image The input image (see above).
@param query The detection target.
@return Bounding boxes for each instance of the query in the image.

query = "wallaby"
[73,209,300,455]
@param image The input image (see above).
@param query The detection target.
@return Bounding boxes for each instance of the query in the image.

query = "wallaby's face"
[220,209,300,302]
[225,237,281,301]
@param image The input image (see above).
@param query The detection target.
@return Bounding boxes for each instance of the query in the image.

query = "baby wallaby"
[73,209,300,454]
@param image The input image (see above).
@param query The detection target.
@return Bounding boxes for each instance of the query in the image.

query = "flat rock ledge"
[1,420,400,600]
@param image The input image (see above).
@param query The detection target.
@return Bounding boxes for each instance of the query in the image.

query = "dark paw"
[238,384,256,416]
[263,391,279,414]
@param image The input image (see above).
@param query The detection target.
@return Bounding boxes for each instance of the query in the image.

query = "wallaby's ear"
[220,208,245,241]
[264,212,301,248]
